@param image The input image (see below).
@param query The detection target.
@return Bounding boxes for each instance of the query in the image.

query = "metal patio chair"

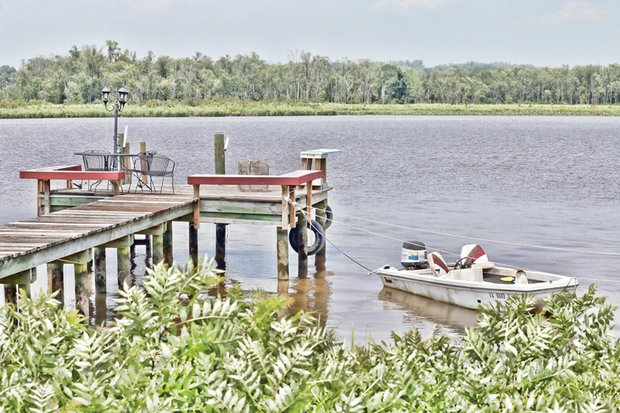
[133,153,175,193]
[80,150,111,191]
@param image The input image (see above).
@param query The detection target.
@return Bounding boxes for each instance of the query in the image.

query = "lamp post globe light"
[101,86,129,169]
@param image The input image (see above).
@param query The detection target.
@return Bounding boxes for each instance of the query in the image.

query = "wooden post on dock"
[3,270,34,302]
[101,237,131,287]
[94,247,106,293]
[152,227,164,265]
[215,225,226,270]
[37,179,51,216]
[277,227,289,280]
[22,272,33,299]
[144,236,152,267]
[4,285,17,306]
[192,178,201,267]
[315,199,328,272]
[189,222,198,267]
[138,225,165,266]
[163,221,173,266]
[118,246,131,287]
[214,132,226,174]
[277,185,291,280]
[297,211,308,278]
[74,261,89,318]
[139,141,148,185]
[214,132,227,269]
[122,142,131,186]
[56,250,91,319]
[48,262,65,304]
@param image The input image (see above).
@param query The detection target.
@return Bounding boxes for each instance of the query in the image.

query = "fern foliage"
[0,260,617,412]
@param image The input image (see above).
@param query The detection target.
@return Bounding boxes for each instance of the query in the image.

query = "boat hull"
[377,266,578,310]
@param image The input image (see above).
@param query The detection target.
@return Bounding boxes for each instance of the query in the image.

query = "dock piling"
[139,141,147,185]
[94,247,106,294]
[315,200,328,272]
[117,246,131,287]
[297,212,308,278]
[145,236,152,267]
[48,262,65,304]
[4,285,17,306]
[189,222,198,266]
[163,221,173,266]
[38,179,51,216]
[214,132,227,270]
[214,132,226,174]
[4,269,35,301]
[151,226,164,265]
[277,227,289,280]
[74,262,89,318]
[215,225,226,269]
[55,250,91,317]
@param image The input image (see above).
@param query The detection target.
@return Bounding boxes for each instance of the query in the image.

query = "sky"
[0,0,618,68]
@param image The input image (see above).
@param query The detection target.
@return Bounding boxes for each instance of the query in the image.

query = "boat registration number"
[488,292,507,299]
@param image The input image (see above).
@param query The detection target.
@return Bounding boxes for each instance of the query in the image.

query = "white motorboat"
[376,241,578,310]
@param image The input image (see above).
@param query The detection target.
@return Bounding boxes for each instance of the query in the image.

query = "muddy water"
[0,116,618,341]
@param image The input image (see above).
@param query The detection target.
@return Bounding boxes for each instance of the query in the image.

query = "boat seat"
[460,244,489,266]
[442,267,483,282]
[428,251,450,276]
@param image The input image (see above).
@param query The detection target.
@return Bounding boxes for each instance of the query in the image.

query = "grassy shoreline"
[2,101,620,118]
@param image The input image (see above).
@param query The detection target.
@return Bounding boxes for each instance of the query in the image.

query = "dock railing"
[187,169,324,229]
[20,165,126,216]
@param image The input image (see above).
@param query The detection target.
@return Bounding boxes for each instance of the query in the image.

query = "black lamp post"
[101,86,129,168]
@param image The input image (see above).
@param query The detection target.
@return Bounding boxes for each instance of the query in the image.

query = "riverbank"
[1,101,620,118]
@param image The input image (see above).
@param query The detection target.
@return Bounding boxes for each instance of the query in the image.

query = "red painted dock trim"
[187,170,323,186]
[19,165,125,181]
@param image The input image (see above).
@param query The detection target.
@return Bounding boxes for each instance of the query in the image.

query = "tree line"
[1,40,620,106]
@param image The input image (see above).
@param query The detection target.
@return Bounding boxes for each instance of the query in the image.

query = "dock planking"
[0,183,328,278]
[0,193,195,279]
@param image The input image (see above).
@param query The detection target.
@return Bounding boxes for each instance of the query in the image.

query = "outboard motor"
[401,241,427,270]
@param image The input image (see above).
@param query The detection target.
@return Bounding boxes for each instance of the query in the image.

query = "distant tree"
[0,65,16,89]
[106,40,121,62]
[3,41,620,106]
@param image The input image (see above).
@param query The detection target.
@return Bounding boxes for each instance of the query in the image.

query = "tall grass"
[1,100,620,118]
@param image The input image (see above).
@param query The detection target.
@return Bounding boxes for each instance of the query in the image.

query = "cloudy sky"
[0,0,618,67]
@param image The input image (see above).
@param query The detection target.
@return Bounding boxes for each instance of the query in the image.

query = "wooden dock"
[0,193,194,315]
[1,146,338,320]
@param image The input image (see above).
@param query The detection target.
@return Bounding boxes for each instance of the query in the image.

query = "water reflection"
[281,270,333,326]
[94,292,107,326]
[378,287,478,338]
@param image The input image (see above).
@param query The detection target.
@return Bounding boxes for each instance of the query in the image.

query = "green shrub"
[0,260,617,412]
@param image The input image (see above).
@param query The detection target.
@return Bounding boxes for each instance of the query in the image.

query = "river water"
[0,116,618,341]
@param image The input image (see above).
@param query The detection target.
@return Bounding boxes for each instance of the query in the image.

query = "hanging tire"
[324,205,333,230]
[289,219,326,256]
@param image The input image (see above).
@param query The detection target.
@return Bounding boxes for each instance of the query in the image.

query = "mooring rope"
[324,237,378,275]
[308,204,620,258]
[284,198,382,274]
[283,198,620,284]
